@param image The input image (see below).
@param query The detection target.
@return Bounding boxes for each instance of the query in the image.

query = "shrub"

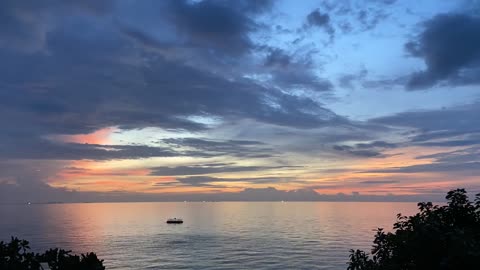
[347,189,480,270]
[0,237,105,270]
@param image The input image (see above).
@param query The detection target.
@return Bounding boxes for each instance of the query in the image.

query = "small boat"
[166,218,183,224]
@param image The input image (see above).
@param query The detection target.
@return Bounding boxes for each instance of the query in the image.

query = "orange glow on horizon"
[43,141,476,196]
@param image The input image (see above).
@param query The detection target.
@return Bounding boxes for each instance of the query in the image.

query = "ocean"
[0,202,419,269]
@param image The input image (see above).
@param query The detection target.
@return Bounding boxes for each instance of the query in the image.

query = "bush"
[348,189,480,270]
[0,237,105,270]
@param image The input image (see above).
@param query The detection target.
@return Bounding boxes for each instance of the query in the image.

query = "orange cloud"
[53,127,116,144]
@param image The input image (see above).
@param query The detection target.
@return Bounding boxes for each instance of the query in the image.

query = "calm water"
[0,202,419,269]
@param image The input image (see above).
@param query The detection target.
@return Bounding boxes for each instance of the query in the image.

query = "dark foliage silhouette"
[0,237,105,270]
[348,189,480,270]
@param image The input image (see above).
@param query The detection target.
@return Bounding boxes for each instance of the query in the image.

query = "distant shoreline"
[1,200,441,205]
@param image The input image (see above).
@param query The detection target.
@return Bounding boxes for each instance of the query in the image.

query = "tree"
[348,189,480,270]
[0,237,105,270]
[0,237,40,270]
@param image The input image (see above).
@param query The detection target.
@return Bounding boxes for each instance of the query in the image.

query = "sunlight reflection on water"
[0,202,418,269]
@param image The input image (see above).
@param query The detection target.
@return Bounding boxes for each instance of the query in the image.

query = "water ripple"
[0,202,418,269]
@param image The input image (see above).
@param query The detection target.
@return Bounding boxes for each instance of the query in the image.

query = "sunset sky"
[1,0,479,202]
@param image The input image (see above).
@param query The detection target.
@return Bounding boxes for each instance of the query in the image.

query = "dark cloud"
[240,0,274,13]
[271,67,333,92]
[0,159,64,184]
[410,130,478,143]
[356,9,389,31]
[359,180,399,185]
[332,140,397,158]
[165,0,258,55]
[1,0,477,202]
[365,162,480,174]
[0,0,272,56]
[369,102,480,176]
[120,0,273,57]
[378,0,397,4]
[161,138,276,158]
[312,0,393,36]
[305,9,335,40]
[338,68,368,89]
[224,187,445,202]
[175,176,223,187]
[366,103,480,175]
[153,176,299,188]
[261,47,333,92]
[0,2,323,129]
[0,0,343,163]
[415,137,480,147]
[361,76,409,89]
[333,145,382,157]
[1,185,445,203]
[0,0,357,207]
[356,141,398,149]
[177,176,281,186]
[364,145,480,174]
[371,102,480,143]
[0,0,114,52]
[405,13,480,89]
[307,10,330,27]
[264,48,292,68]
[0,139,179,160]
[150,163,299,176]
[0,14,346,162]
[416,146,480,164]
[233,187,320,201]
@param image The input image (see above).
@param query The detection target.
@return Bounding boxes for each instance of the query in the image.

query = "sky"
[1,0,480,203]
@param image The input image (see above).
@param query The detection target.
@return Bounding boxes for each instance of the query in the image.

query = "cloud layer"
[0,0,479,202]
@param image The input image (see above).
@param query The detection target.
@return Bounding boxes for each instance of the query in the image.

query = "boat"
[166,218,183,224]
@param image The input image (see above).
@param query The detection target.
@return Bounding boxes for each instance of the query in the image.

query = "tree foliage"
[0,237,105,270]
[348,189,480,270]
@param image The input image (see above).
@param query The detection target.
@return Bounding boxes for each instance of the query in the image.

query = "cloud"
[153,176,299,188]
[366,103,480,175]
[363,145,480,175]
[261,47,333,92]
[332,140,398,158]
[359,180,399,185]
[233,187,320,201]
[338,68,368,89]
[355,141,398,149]
[0,15,347,162]
[364,162,480,174]
[0,1,339,134]
[0,185,446,203]
[333,145,382,157]
[416,146,480,164]
[264,48,292,68]
[165,0,268,55]
[355,9,389,31]
[405,13,480,89]
[307,10,330,27]
[371,102,480,144]
[0,0,362,201]
[161,138,276,158]
[150,163,299,176]
[120,0,273,57]
[175,176,224,187]
[0,139,179,160]
[310,0,393,36]
[1,0,478,202]
[305,9,335,40]
[0,0,114,52]
[415,138,480,147]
